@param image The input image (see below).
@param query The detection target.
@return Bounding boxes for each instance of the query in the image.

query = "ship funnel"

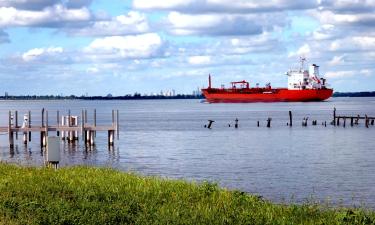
[208,74,212,88]
[309,64,319,77]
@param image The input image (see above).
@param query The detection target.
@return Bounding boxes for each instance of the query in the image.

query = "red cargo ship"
[202,58,333,103]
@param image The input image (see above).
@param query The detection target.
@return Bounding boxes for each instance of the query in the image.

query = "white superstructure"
[286,58,327,90]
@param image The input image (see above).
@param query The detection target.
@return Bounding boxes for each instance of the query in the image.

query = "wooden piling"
[351,117,354,126]
[42,108,45,127]
[355,115,360,125]
[207,120,214,129]
[108,130,114,146]
[23,132,27,145]
[234,118,238,128]
[28,111,31,142]
[68,110,71,127]
[343,117,346,127]
[57,110,60,136]
[8,111,14,148]
[365,115,369,128]
[90,130,95,146]
[257,121,260,127]
[289,111,292,127]
[45,110,49,137]
[333,107,336,126]
[336,117,340,126]
[15,111,18,140]
[116,110,119,140]
[81,110,85,141]
[94,109,97,137]
[266,118,271,128]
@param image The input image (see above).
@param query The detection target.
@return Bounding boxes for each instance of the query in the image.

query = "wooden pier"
[1,109,119,148]
[333,107,374,128]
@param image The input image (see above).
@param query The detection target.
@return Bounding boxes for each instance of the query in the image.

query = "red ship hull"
[202,88,333,103]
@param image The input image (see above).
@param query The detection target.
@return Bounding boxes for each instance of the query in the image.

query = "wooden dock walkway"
[1,109,119,148]
[333,107,374,128]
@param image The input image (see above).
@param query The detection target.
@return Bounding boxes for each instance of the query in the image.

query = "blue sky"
[0,0,374,95]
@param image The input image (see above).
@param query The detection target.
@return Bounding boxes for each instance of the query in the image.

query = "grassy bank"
[0,164,374,224]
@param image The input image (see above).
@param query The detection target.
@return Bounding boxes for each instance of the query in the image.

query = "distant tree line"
[0,92,374,100]
[333,92,375,97]
[0,94,204,100]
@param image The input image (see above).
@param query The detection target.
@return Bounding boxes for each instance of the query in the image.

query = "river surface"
[0,97,374,208]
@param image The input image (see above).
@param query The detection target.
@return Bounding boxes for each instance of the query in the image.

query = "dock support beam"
[333,107,336,126]
[108,130,114,146]
[8,111,14,149]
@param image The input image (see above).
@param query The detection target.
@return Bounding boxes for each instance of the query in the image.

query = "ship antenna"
[300,56,306,71]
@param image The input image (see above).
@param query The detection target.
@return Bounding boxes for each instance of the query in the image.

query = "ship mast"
[208,74,211,89]
[300,56,306,71]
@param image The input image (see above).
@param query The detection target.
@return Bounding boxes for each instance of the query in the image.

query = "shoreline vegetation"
[0,164,374,224]
[0,91,374,100]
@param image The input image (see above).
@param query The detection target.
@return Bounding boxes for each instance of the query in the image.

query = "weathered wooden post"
[45,110,49,137]
[343,117,346,127]
[333,107,336,126]
[28,111,31,142]
[81,110,85,142]
[108,130,114,146]
[56,110,60,136]
[350,117,354,126]
[22,114,28,145]
[266,118,271,128]
[207,120,214,129]
[90,130,95,146]
[40,108,45,148]
[355,115,360,125]
[371,119,374,126]
[257,121,260,127]
[15,111,18,140]
[94,109,97,137]
[336,117,340,126]
[234,118,238,128]
[289,111,292,127]
[8,111,14,149]
[61,116,65,140]
[116,110,119,140]
[365,115,369,128]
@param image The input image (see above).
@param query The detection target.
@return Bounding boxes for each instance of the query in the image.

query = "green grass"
[0,163,374,225]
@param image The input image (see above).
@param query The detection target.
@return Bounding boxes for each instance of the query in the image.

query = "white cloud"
[71,11,149,36]
[22,47,63,62]
[134,0,318,13]
[288,44,311,58]
[0,4,91,28]
[325,69,372,79]
[325,70,355,78]
[328,55,345,66]
[188,56,211,65]
[133,0,195,11]
[316,10,375,27]
[85,33,164,59]
[330,36,375,51]
[167,12,266,36]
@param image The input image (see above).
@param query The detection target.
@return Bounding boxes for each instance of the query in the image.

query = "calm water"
[0,98,374,207]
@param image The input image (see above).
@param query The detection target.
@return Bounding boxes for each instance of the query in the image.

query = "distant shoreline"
[0,92,374,100]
